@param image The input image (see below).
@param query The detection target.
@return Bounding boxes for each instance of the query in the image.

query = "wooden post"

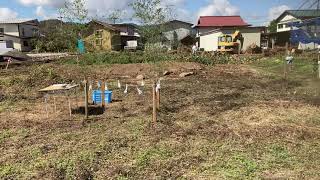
[5,61,9,70]
[84,80,89,119]
[318,54,320,79]
[152,81,157,124]
[284,57,288,79]
[271,38,275,49]
[53,96,57,113]
[101,80,106,108]
[45,94,49,118]
[284,42,289,79]
[156,82,160,110]
[68,96,72,118]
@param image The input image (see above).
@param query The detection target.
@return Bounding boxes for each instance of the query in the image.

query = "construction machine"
[217,30,244,54]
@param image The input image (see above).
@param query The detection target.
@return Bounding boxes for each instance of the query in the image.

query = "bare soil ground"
[0,59,320,179]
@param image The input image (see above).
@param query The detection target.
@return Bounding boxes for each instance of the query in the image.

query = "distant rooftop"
[196,16,250,27]
[0,19,38,24]
[90,20,119,31]
[276,10,320,21]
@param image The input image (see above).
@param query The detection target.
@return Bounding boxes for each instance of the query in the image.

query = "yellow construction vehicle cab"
[217,30,244,54]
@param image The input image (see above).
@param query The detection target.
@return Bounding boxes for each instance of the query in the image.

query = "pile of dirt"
[245,43,262,54]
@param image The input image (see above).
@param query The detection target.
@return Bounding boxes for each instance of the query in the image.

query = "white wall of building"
[198,27,262,52]
[277,14,301,32]
[199,30,222,51]
[0,24,19,36]
[0,23,38,51]
[239,29,261,50]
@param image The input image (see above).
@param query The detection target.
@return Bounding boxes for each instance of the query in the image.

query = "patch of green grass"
[260,144,297,171]
[125,118,146,137]
[0,129,12,143]
[136,146,173,168]
[0,164,22,179]
[63,52,182,66]
[61,52,261,66]
[220,153,258,179]
[48,150,98,179]
[253,57,317,79]
[116,176,129,180]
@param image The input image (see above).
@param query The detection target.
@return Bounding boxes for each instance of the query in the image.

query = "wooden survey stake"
[84,80,89,119]
[156,87,160,109]
[101,81,106,108]
[68,96,72,118]
[45,95,49,118]
[152,81,157,123]
[53,96,57,113]
[284,42,289,79]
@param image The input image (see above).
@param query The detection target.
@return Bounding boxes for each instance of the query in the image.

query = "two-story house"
[275,10,320,32]
[84,20,141,51]
[0,19,39,52]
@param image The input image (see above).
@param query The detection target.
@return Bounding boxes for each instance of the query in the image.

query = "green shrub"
[62,52,261,66]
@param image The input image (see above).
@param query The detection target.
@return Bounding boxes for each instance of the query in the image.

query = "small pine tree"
[172,31,179,50]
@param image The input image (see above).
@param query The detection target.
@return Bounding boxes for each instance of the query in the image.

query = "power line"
[298,0,320,9]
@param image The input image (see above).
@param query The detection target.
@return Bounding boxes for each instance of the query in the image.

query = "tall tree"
[268,19,277,33]
[172,30,179,50]
[108,9,124,24]
[131,0,173,44]
[59,0,88,23]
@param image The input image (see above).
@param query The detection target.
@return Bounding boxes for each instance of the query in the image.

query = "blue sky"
[0,0,303,25]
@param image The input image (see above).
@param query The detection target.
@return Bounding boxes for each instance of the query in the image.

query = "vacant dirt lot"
[0,58,320,179]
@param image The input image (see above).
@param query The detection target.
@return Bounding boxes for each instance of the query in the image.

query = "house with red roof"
[195,16,265,52]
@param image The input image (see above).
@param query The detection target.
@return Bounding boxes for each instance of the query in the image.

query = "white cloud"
[268,5,290,21]
[18,0,65,8]
[36,6,46,18]
[0,7,18,20]
[35,6,58,19]
[197,0,239,17]
[17,0,193,22]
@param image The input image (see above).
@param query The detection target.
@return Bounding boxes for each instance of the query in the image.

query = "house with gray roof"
[161,20,195,50]
[275,10,320,32]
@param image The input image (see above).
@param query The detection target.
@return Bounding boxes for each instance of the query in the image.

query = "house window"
[95,30,103,38]
[95,39,102,46]
[23,41,29,47]
[278,24,284,29]
[0,28,4,36]
[22,28,25,36]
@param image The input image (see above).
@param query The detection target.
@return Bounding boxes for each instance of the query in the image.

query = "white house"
[195,16,264,52]
[276,10,320,32]
[0,19,39,52]
[274,10,320,49]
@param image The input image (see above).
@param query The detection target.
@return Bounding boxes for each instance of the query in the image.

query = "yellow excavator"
[217,30,244,54]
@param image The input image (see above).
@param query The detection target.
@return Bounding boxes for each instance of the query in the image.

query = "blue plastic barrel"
[92,90,112,104]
